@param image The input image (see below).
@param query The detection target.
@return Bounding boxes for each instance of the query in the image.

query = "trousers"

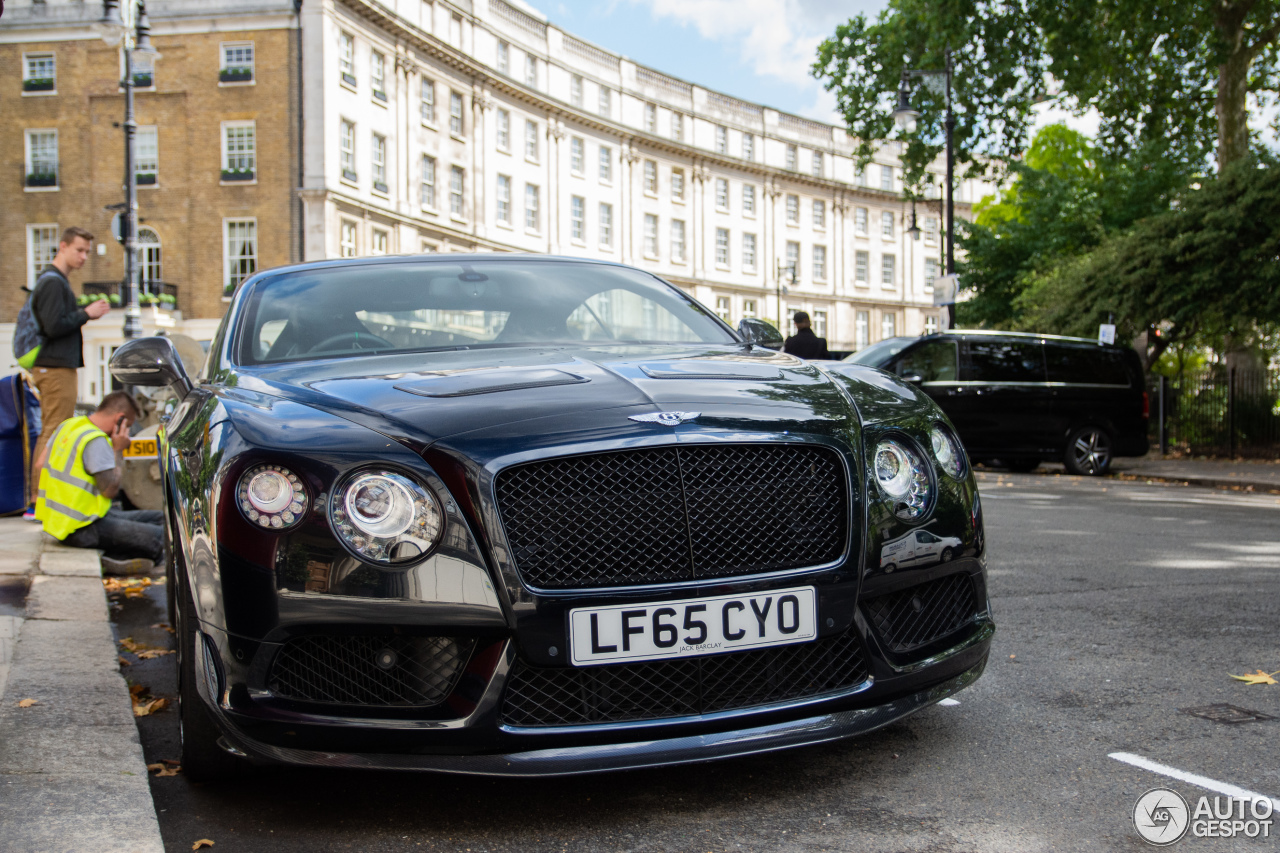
[63,508,164,565]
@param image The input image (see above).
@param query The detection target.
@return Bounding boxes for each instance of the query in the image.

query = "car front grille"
[501,631,868,727]
[495,444,849,589]
[268,634,475,707]
[863,573,980,655]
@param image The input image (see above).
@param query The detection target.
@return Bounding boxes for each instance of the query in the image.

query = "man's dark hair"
[793,311,810,325]
[96,391,142,420]
[60,226,94,247]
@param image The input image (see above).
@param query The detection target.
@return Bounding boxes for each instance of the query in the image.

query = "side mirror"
[737,318,784,350]
[110,336,194,398]
[899,373,924,384]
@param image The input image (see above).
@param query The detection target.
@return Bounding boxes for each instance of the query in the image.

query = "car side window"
[963,340,1046,383]
[1044,343,1131,386]
[894,340,958,382]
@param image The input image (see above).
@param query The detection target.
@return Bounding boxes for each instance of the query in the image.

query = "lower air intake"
[863,573,979,655]
[269,634,475,707]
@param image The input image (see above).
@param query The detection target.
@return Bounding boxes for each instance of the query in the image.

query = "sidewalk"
[0,516,164,853]
[1113,454,1280,492]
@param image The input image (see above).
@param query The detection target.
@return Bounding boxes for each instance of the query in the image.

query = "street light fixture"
[775,259,797,336]
[96,0,156,341]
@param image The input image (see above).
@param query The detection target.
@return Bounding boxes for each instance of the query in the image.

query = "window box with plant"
[220,67,253,83]
[222,167,254,182]
[136,172,157,185]
[122,72,153,88]
[342,169,358,183]
[373,89,387,103]
[23,78,54,92]
[25,171,57,188]
[341,72,357,87]
[373,181,388,194]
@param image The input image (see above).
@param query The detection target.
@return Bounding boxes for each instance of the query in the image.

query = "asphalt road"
[111,472,1280,852]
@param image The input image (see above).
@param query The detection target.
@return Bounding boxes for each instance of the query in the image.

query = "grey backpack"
[12,289,45,371]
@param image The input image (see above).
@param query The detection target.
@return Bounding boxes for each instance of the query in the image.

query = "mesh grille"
[269,635,475,707]
[863,573,979,654]
[495,444,848,589]
[502,632,867,726]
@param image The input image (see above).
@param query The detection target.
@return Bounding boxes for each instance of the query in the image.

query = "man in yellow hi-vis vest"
[34,391,163,574]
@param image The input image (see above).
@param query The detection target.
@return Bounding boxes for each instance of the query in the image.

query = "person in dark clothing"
[28,226,110,460]
[782,311,830,360]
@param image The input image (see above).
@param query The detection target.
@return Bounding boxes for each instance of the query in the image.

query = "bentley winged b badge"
[629,411,701,426]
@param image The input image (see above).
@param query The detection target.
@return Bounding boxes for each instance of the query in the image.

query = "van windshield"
[843,337,915,367]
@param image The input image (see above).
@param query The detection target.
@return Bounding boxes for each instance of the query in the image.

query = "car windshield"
[843,337,915,367]
[237,259,735,364]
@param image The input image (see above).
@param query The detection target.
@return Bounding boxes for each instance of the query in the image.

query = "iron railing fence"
[1149,367,1280,458]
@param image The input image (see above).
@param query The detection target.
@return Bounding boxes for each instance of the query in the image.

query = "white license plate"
[568,587,817,667]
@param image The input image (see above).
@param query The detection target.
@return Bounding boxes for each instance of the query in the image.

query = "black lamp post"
[775,259,797,335]
[96,0,156,341]
[893,47,955,328]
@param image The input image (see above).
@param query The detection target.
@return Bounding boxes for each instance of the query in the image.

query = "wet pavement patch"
[1180,703,1277,724]
[0,574,31,618]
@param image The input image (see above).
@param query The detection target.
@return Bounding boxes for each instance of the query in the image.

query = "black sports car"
[110,255,992,780]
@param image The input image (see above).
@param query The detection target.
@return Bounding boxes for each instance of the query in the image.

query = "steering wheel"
[308,331,394,353]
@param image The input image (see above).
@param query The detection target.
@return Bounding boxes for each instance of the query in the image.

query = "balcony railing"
[82,280,178,306]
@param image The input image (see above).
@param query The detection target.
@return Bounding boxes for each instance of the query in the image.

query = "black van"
[846,331,1149,475]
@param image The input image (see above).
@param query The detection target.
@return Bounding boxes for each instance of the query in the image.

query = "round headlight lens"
[238,465,307,529]
[929,425,965,479]
[873,438,932,520]
[331,470,443,565]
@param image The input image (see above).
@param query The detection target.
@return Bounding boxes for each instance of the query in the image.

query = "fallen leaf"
[17,698,37,708]
[133,697,169,717]
[1230,669,1279,685]
[129,683,147,698]
[136,649,175,660]
[192,840,215,850]
[146,762,181,777]
[119,637,140,653]
[161,758,181,766]
[118,656,132,667]
[152,622,176,634]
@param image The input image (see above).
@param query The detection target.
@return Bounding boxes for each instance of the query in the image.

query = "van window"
[1044,343,1131,386]
[963,340,1045,383]
[894,340,958,382]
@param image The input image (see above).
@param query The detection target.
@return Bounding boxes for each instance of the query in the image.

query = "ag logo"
[628,411,700,426]
[1133,788,1190,845]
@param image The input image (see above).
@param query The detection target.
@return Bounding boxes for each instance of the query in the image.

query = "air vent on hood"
[639,364,784,381]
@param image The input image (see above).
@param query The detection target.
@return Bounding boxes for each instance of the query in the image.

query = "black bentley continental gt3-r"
[110,255,992,780]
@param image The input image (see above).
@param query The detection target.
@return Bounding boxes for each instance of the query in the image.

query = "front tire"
[176,572,247,783]
[940,547,954,563]
[1064,426,1113,476]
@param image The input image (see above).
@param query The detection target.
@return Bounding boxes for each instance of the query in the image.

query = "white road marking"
[938,698,960,706]
[1109,752,1280,811]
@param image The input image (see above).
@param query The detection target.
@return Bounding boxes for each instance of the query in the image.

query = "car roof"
[925,329,1121,346]
[238,253,643,283]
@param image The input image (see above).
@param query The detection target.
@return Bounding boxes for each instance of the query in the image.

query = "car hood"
[222,344,859,451]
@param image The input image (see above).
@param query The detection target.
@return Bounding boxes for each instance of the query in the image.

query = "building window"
[925,258,939,287]
[786,144,797,170]
[715,125,727,154]
[24,130,58,187]
[743,233,757,271]
[450,166,465,217]
[134,228,161,285]
[449,91,464,135]
[715,178,729,210]
[339,120,356,182]
[598,145,612,182]
[570,74,583,108]
[925,216,938,246]
[496,109,510,151]
[570,137,584,174]
[219,43,253,84]
[22,53,56,92]
[925,315,939,334]
[26,225,58,290]
[339,32,355,85]
[371,133,387,192]
[715,228,730,267]
[135,126,158,184]
[856,310,869,349]
[525,54,537,88]
[450,13,462,45]
[881,211,894,238]
[813,245,826,280]
[420,78,436,124]
[370,229,388,255]
[811,150,823,177]
[525,183,540,231]
[882,254,896,287]
[644,103,657,132]
[220,121,255,179]
[524,119,539,161]
[785,194,799,224]
[570,195,585,241]
[813,200,825,229]
[742,133,754,160]
[599,203,613,247]
[671,219,686,261]
[371,51,386,101]
[420,155,436,207]
[855,250,869,285]
[786,241,799,277]
[858,167,869,187]
[671,168,685,200]
[496,174,511,224]
[742,184,755,215]
[742,299,757,319]
[643,214,658,257]
[224,219,257,291]
[880,165,893,190]
[644,160,657,195]
[813,310,827,338]
[598,86,611,117]
[715,296,730,322]
[420,239,436,253]
[881,312,896,339]
[855,207,868,235]
[671,113,683,142]
[340,220,357,257]
[496,40,509,75]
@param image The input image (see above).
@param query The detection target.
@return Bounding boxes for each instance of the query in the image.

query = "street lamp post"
[96,0,156,341]
[775,259,797,335]
[892,46,955,329]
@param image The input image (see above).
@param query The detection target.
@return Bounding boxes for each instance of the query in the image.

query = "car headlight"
[238,464,307,529]
[331,470,443,565]
[929,425,965,479]
[873,438,932,520]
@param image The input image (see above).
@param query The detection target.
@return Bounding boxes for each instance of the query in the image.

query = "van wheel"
[940,547,954,563]
[882,563,897,573]
[1064,426,1113,476]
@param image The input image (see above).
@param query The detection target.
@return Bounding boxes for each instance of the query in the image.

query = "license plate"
[122,438,158,459]
[568,587,817,667]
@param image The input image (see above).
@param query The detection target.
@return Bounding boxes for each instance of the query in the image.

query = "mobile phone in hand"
[115,414,127,434]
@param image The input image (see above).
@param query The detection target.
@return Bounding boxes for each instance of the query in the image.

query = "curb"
[1113,471,1280,495]
[0,536,165,853]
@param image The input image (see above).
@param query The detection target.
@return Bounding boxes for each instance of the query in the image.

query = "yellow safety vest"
[35,416,113,540]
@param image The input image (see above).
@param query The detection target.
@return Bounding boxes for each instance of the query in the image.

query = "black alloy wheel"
[1064,426,1113,476]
